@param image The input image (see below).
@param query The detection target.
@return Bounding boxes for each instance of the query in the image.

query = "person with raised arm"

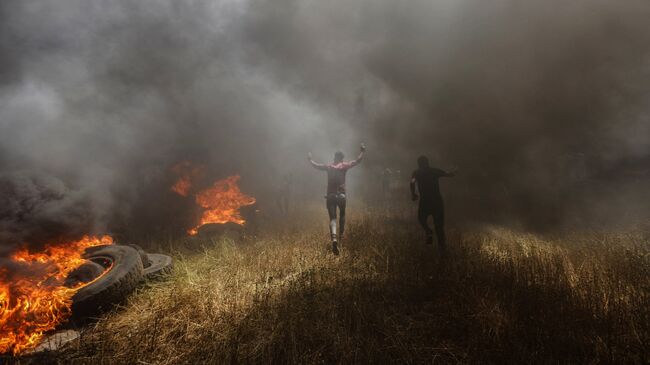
[308,143,366,255]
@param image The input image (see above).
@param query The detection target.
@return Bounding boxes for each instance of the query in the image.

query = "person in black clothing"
[410,155,456,250]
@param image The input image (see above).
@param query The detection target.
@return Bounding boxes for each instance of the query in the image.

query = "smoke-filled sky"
[1,0,649,247]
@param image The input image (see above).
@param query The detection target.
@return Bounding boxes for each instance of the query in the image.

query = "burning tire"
[71,245,144,317]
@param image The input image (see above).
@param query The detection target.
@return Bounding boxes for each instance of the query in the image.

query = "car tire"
[71,245,144,318]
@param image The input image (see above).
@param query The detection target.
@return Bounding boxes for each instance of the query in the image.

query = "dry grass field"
[22,209,650,364]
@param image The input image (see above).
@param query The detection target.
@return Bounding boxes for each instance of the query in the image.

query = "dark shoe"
[332,241,340,255]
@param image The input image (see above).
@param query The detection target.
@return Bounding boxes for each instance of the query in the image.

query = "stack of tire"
[71,244,172,318]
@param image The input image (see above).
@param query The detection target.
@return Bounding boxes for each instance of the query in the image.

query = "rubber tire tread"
[143,254,173,280]
[128,243,152,268]
[72,245,144,317]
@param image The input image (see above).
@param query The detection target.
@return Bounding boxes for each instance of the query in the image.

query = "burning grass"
[25,211,650,364]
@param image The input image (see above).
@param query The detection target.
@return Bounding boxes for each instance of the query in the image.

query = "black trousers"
[326,193,346,241]
[418,198,446,247]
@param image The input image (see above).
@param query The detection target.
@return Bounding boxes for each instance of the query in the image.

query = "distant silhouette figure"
[410,156,456,252]
[277,173,293,216]
[381,168,392,201]
[308,143,366,255]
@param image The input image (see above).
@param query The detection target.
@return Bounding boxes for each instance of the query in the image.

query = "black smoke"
[0,172,93,252]
[1,0,649,249]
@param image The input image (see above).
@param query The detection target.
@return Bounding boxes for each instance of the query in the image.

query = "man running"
[410,155,456,252]
[308,143,366,255]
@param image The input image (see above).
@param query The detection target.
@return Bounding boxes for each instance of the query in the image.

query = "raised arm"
[308,152,328,171]
[442,166,458,177]
[347,143,366,168]
[432,167,458,178]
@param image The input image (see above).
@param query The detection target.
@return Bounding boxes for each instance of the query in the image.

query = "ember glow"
[188,175,256,235]
[0,235,113,355]
[170,161,205,197]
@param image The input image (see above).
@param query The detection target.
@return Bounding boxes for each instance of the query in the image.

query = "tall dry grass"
[22,210,650,364]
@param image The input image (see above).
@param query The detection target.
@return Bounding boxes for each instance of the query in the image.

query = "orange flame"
[0,235,113,355]
[188,175,256,235]
[170,161,205,197]
[171,177,192,197]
